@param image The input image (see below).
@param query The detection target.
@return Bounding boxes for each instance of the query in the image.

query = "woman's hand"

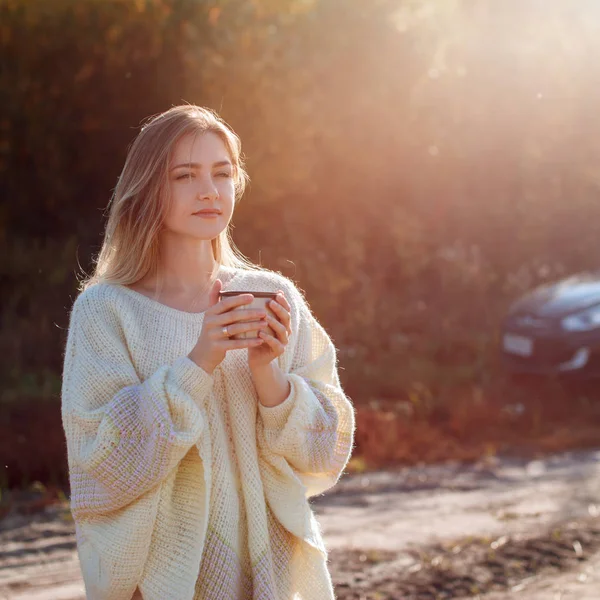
[188,279,270,374]
[248,290,292,371]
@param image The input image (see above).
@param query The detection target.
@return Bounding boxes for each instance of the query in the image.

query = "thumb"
[209,278,222,307]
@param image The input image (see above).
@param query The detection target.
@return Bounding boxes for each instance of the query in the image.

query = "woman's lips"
[193,210,221,218]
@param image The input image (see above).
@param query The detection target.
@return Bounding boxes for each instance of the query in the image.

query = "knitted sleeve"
[256,280,355,498]
[61,289,213,520]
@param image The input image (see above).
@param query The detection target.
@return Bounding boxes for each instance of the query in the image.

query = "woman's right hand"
[188,279,268,374]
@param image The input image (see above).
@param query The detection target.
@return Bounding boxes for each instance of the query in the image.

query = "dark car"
[501,273,600,377]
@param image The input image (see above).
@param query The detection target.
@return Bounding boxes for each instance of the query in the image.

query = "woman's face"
[163,131,236,241]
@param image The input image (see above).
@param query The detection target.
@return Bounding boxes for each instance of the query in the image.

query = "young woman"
[60,105,355,600]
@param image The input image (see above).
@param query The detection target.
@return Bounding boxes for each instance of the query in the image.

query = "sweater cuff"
[171,356,214,400]
[258,375,298,429]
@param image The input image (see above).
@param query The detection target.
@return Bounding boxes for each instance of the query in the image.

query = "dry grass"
[351,375,600,471]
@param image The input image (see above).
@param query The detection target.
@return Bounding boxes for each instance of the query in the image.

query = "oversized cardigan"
[60,265,355,600]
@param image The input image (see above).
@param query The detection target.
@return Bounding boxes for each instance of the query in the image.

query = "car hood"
[510,273,600,319]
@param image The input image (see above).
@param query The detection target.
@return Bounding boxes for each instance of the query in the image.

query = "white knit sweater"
[60,265,355,600]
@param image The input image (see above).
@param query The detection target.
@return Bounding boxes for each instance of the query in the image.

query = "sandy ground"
[317,449,600,599]
[1,449,600,599]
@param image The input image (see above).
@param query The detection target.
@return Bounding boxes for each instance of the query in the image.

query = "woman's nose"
[196,179,218,200]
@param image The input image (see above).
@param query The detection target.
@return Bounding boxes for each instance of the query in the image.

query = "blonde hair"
[79,105,259,292]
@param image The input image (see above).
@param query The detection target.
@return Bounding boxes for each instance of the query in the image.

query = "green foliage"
[3,1,600,454]
[1,0,203,397]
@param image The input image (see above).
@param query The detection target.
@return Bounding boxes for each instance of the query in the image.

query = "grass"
[351,373,600,470]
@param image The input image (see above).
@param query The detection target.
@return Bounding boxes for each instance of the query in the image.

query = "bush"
[3,0,600,485]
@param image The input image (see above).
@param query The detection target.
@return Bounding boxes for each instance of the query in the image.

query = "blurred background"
[3,0,600,493]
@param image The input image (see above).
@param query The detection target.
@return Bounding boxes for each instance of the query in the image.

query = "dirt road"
[2,449,600,599]
[317,449,600,598]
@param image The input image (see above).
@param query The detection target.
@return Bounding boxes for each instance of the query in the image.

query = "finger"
[208,278,222,308]
[269,299,291,330]
[266,315,288,344]
[220,320,269,338]
[258,330,285,354]
[212,308,268,327]
[217,337,264,350]
[275,290,291,313]
[211,293,255,315]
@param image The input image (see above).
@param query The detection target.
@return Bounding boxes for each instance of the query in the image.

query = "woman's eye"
[216,172,232,178]
[176,173,193,180]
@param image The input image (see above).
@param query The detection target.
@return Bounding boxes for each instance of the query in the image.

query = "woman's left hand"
[248,291,292,371]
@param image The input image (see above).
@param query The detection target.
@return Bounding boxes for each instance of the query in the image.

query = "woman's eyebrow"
[170,160,232,171]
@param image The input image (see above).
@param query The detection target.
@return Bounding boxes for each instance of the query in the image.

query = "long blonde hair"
[79,105,258,292]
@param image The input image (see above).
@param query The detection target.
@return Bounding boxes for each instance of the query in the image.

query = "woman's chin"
[190,222,228,240]
[160,225,225,242]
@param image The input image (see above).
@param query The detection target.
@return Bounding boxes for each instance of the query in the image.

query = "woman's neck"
[136,238,219,298]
